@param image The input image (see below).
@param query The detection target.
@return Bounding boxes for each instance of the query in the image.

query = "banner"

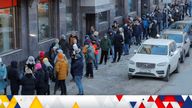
[0,95,192,108]
[0,0,17,9]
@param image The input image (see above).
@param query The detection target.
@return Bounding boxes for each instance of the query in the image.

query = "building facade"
[0,0,139,65]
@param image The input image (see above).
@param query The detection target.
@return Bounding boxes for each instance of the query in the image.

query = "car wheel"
[174,62,179,73]
[180,54,185,63]
[128,74,133,80]
[164,66,170,82]
[186,50,190,57]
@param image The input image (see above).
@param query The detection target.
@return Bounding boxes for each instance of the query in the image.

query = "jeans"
[74,76,84,95]
[123,44,129,55]
[93,54,99,69]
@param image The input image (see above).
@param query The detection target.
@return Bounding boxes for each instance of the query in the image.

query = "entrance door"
[86,14,95,34]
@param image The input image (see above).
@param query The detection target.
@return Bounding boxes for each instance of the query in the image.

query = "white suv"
[128,39,180,81]
[161,30,190,63]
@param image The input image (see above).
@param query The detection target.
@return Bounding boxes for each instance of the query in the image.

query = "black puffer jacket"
[21,74,36,95]
[8,61,20,95]
[34,69,48,95]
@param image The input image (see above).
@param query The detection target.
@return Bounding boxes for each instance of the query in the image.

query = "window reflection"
[0,8,16,53]
[38,0,51,41]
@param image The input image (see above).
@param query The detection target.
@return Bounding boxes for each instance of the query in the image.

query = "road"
[5,45,192,95]
[50,45,192,95]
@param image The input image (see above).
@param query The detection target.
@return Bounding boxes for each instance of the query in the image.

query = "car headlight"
[157,62,168,66]
[129,60,135,65]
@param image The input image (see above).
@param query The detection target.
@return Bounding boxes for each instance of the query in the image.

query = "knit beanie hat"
[35,63,42,70]
[26,56,35,65]
[43,58,53,68]
[39,51,45,58]
[58,53,64,60]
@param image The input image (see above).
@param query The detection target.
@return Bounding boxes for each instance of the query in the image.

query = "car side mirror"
[134,50,137,54]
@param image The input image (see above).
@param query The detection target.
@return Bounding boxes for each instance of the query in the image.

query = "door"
[183,35,190,55]
[169,42,178,72]
[86,14,96,34]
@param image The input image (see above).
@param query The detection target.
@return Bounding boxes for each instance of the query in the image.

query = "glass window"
[66,0,73,32]
[138,44,168,55]
[38,0,51,41]
[128,0,136,12]
[162,34,183,43]
[0,7,17,53]
[115,0,123,16]
[99,11,108,22]
[153,0,159,5]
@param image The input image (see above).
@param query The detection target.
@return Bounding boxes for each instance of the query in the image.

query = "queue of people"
[0,2,189,95]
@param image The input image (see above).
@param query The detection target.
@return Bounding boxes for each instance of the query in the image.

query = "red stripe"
[0,0,17,9]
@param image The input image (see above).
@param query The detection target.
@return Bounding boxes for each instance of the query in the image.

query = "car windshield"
[169,23,187,30]
[138,44,168,55]
[162,34,183,43]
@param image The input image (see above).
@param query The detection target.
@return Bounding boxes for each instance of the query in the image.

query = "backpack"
[47,66,55,82]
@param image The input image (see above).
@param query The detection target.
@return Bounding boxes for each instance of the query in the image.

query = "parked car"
[161,30,190,63]
[163,21,192,44]
[128,39,180,81]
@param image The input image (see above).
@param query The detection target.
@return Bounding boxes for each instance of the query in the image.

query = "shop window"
[66,0,73,32]
[153,0,159,5]
[0,4,18,53]
[38,0,51,41]
[99,11,108,22]
[128,0,137,12]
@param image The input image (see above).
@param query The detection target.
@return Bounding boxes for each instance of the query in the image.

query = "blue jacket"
[72,53,84,76]
[0,64,7,91]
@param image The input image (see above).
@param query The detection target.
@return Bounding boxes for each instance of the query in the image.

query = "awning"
[0,0,17,9]
[39,0,48,3]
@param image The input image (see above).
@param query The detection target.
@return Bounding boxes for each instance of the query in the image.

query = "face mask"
[104,36,107,39]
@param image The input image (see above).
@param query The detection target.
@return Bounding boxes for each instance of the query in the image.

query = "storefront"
[0,0,19,54]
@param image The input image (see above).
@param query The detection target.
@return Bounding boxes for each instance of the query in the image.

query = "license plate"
[140,69,151,73]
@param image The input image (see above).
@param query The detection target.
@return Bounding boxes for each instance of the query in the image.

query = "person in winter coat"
[83,41,95,79]
[142,16,149,39]
[25,56,36,71]
[49,38,60,65]
[42,58,53,95]
[34,63,48,95]
[92,40,99,70]
[112,30,124,63]
[8,61,20,95]
[59,34,70,58]
[72,51,84,95]
[123,24,132,55]
[107,28,115,60]
[69,37,81,82]
[99,35,111,65]
[0,58,7,95]
[132,20,142,45]
[21,66,36,95]
[149,20,158,38]
[55,53,69,95]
